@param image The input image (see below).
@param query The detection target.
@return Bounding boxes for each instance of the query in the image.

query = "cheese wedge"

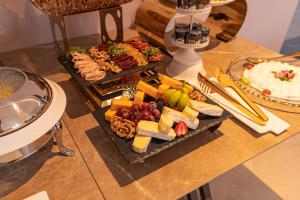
[104,109,116,122]
[189,100,223,117]
[158,114,174,134]
[162,107,199,129]
[136,81,159,99]
[136,121,176,141]
[183,106,199,121]
[134,91,145,105]
[158,84,170,95]
[111,99,133,110]
[158,74,193,94]
[132,134,152,153]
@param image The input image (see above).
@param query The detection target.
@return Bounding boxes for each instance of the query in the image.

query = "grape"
[152,109,161,119]
[130,104,140,112]
[117,108,129,116]
[129,113,136,121]
[149,115,155,121]
[135,112,143,120]
[156,98,167,112]
[149,101,157,109]
[141,110,150,120]
[116,108,123,116]
[133,119,139,125]
[141,102,150,111]
[122,112,129,119]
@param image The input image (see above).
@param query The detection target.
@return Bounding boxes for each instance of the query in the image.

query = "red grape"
[129,113,136,121]
[149,101,157,109]
[133,119,139,125]
[141,110,150,120]
[134,112,143,120]
[116,108,123,116]
[141,102,150,111]
[149,115,155,121]
[122,112,130,119]
[152,109,161,119]
[130,104,140,112]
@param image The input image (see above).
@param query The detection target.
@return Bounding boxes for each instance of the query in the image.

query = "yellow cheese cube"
[158,84,170,95]
[105,109,116,122]
[132,134,152,153]
[134,91,145,105]
[158,73,193,94]
[136,81,159,99]
[120,96,130,101]
[111,99,133,111]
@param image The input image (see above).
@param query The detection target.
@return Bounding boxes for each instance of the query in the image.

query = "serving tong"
[197,69,269,126]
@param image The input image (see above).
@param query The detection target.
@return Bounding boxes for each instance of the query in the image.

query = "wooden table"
[1,31,300,200]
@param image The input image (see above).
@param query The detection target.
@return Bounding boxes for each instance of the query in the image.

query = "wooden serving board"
[93,97,232,164]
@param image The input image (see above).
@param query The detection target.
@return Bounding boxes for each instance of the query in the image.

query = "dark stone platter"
[93,97,232,164]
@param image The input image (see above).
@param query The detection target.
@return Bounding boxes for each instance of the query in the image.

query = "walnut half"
[111,116,136,139]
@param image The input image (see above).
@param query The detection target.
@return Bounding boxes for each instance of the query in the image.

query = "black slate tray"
[93,98,232,164]
[58,51,172,87]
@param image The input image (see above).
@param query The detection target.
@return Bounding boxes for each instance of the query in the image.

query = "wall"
[238,0,299,52]
[0,0,141,53]
[0,0,298,53]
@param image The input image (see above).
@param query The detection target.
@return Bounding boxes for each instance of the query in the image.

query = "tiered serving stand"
[164,0,236,86]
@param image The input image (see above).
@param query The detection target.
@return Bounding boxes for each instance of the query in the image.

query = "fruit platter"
[227,57,300,113]
[94,74,231,163]
[58,36,172,86]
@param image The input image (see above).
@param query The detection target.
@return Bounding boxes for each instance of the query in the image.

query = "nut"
[111,116,136,139]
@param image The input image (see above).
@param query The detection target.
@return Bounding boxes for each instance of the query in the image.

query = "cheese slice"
[134,91,145,105]
[162,107,199,129]
[158,84,170,95]
[104,109,116,122]
[132,134,152,153]
[158,114,174,134]
[158,73,193,94]
[136,81,159,99]
[136,120,176,141]
[189,100,224,117]
[183,106,199,121]
[111,99,133,110]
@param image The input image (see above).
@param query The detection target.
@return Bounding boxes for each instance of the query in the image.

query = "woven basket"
[32,0,133,16]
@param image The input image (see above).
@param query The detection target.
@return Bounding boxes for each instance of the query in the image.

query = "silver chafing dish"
[0,67,73,167]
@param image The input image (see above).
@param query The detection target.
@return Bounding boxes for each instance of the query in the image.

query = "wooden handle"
[217,71,269,122]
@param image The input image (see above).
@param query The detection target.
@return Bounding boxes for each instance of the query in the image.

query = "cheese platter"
[93,74,232,164]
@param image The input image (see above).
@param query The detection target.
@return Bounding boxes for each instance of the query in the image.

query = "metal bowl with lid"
[0,67,73,167]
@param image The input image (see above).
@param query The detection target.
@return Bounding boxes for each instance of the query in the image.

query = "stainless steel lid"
[0,67,52,136]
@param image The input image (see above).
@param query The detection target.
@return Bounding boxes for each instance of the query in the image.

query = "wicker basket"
[31,0,133,16]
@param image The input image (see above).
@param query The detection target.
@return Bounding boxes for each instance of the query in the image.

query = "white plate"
[207,84,290,135]
[0,80,66,156]
[211,0,235,6]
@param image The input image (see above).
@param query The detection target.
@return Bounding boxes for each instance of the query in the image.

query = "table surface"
[1,30,300,200]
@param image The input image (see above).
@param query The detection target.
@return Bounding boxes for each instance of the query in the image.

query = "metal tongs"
[198,68,269,125]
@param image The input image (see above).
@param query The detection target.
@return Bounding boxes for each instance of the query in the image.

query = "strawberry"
[175,121,188,137]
